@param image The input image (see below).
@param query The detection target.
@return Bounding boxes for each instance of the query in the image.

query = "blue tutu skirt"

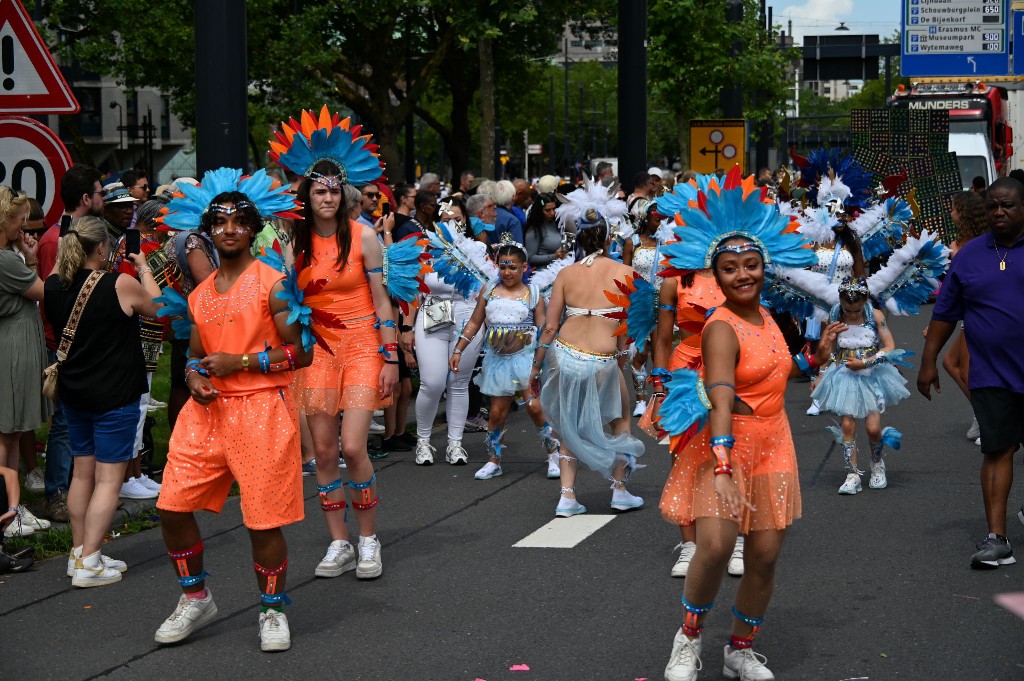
[540,340,645,477]
[811,362,910,419]
[475,346,533,396]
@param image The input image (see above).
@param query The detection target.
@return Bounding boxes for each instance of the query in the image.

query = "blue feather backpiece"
[867,229,949,315]
[658,369,711,448]
[425,222,489,297]
[154,287,191,340]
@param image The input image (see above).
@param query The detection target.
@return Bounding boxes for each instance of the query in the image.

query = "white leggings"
[414,313,484,441]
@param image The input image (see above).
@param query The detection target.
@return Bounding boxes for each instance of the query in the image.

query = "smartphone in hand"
[59,214,72,237]
[125,229,141,256]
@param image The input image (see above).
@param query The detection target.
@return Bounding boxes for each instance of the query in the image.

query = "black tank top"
[43,270,147,413]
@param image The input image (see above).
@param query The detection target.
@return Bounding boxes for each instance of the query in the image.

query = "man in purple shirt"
[920,177,1024,569]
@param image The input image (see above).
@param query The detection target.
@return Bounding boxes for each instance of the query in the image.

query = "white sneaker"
[315,539,356,578]
[805,401,821,416]
[966,416,981,440]
[838,472,862,495]
[137,473,162,492]
[555,496,587,517]
[868,459,888,489]
[67,546,127,577]
[671,541,697,578]
[258,609,291,652]
[728,537,744,577]
[373,409,384,417]
[415,438,435,465]
[72,551,123,588]
[120,477,158,500]
[17,505,50,530]
[546,453,560,479]
[356,536,383,579]
[148,399,168,409]
[155,589,218,644]
[474,461,502,480]
[664,629,702,681]
[610,486,644,511]
[3,519,33,537]
[446,440,469,465]
[24,468,44,493]
[632,400,647,417]
[723,645,774,680]
[369,419,385,434]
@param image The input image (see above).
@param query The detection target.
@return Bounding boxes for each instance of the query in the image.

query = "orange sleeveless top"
[189,259,289,396]
[308,222,376,319]
[669,273,725,371]
[703,306,792,416]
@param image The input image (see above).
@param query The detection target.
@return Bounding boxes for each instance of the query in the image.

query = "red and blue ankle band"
[318,478,347,512]
[681,597,714,637]
[169,540,204,580]
[261,592,292,606]
[255,560,287,595]
[730,606,763,649]
[348,474,379,510]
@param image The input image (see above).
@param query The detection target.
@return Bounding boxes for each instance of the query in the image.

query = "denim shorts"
[64,400,142,464]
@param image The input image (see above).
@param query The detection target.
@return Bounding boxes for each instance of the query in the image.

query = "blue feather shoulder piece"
[383,233,431,314]
[658,369,711,451]
[256,248,317,353]
[154,287,191,340]
[603,272,657,352]
[425,221,491,297]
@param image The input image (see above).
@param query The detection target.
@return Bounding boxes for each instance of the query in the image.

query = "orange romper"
[659,306,801,534]
[158,259,304,530]
[294,223,391,414]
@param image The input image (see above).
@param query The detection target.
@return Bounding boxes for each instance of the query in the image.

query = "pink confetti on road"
[509,664,531,671]
[995,592,1024,619]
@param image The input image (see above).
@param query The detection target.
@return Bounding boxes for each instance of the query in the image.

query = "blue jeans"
[43,350,72,498]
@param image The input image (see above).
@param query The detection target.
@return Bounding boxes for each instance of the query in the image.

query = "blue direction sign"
[901,0,1011,77]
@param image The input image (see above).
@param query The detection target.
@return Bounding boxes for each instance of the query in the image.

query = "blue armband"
[659,304,677,312]
[650,368,671,382]
[374,318,397,330]
[710,435,735,449]
[792,352,810,373]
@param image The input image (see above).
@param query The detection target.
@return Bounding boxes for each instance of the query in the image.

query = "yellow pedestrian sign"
[689,119,746,175]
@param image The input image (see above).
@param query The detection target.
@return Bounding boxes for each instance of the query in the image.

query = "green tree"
[647,0,798,167]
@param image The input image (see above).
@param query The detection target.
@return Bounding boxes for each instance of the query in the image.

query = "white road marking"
[513,515,616,548]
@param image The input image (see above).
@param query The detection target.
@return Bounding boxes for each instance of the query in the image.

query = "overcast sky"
[774,0,901,43]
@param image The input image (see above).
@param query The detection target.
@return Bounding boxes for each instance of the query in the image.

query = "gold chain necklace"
[995,244,1010,271]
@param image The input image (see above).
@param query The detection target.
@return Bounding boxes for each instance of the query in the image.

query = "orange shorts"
[294,321,393,414]
[157,388,304,530]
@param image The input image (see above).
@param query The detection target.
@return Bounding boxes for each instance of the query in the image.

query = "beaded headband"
[711,239,764,262]
[308,171,343,189]
[206,200,257,215]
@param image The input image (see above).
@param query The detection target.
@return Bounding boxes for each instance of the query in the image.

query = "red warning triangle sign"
[0,0,78,114]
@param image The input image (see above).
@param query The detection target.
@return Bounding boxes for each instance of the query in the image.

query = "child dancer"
[449,235,560,480]
[811,276,909,494]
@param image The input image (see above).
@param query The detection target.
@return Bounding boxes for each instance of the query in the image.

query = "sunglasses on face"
[134,184,149,192]
[363,192,380,199]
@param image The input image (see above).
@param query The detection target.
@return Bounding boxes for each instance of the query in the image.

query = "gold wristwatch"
[241,354,250,371]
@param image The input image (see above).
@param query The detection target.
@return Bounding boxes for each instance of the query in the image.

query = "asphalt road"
[2,312,1022,681]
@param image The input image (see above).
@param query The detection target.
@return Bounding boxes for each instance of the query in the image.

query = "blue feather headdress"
[796,149,873,211]
[661,167,817,274]
[269,106,385,186]
[158,167,302,232]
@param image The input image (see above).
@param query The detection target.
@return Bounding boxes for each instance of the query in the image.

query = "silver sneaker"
[315,539,356,578]
[356,536,383,579]
[727,536,745,577]
[664,629,702,681]
[671,541,697,578]
[155,589,219,644]
[414,438,435,466]
[445,440,469,465]
[723,645,774,680]
[258,609,291,652]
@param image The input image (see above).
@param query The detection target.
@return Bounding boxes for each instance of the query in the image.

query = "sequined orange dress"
[669,273,725,372]
[294,224,391,414]
[660,306,801,534]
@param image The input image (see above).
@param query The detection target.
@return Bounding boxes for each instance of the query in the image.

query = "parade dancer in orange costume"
[152,169,311,652]
[269,107,427,581]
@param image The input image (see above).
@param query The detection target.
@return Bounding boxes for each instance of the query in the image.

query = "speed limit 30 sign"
[0,116,71,226]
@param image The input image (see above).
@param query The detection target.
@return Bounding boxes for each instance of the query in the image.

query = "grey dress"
[0,249,48,433]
